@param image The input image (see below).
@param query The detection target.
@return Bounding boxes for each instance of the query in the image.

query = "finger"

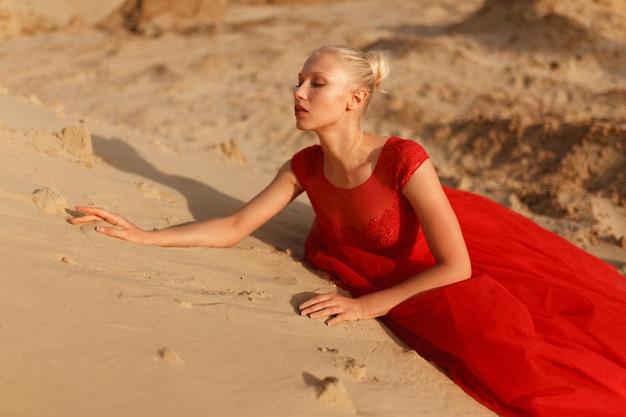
[327,310,363,326]
[74,206,121,225]
[94,212,125,228]
[308,305,345,320]
[299,293,333,311]
[74,206,104,215]
[326,314,344,327]
[95,225,128,239]
[300,299,338,316]
[68,214,106,225]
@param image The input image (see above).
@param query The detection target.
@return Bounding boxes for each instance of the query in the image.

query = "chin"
[295,121,313,132]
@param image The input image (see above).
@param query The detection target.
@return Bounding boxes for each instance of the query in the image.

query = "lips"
[294,104,307,115]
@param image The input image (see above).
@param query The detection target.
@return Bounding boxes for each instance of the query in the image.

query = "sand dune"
[0,0,624,416]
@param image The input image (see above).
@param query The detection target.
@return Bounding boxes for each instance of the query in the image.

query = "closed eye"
[294,81,325,89]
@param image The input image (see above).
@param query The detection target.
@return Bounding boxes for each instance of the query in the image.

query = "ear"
[347,89,368,111]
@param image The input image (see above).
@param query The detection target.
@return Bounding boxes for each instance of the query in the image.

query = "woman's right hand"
[67,161,303,248]
[69,206,147,243]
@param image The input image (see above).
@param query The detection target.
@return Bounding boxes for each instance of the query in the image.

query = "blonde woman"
[71,44,626,416]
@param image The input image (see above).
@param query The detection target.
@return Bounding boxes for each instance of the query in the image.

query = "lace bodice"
[291,137,429,255]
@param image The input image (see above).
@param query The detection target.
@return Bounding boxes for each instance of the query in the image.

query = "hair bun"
[366,50,390,90]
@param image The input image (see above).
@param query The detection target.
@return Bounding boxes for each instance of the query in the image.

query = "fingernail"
[96,226,104,232]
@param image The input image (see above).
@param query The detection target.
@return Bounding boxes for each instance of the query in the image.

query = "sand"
[0,0,624,416]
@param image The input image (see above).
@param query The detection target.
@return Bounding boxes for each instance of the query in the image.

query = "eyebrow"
[298,71,328,77]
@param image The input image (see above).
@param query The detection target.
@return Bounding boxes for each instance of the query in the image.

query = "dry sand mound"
[0,0,126,39]
[0,8,58,40]
[448,0,626,80]
[0,2,624,415]
[96,0,340,36]
[98,0,228,35]
[426,117,625,217]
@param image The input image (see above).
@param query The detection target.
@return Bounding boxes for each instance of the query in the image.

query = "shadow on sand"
[91,135,313,254]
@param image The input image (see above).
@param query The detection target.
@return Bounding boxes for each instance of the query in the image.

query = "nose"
[293,84,305,100]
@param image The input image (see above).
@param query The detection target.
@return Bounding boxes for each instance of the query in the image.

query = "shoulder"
[381,137,430,188]
[291,144,322,186]
[384,136,429,158]
[293,144,322,159]
[291,144,322,168]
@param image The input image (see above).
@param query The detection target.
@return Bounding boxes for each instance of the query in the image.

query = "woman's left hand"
[299,292,364,326]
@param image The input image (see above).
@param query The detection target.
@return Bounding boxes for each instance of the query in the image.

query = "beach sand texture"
[0,0,624,416]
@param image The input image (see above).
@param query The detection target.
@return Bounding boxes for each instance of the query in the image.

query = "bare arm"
[299,159,471,325]
[70,161,303,248]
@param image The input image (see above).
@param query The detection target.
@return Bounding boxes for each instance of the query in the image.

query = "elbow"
[196,230,242,248]
[457,255,472,281]
[212,236,243,248]
[439,256,472,284]
[197,217,249,248]
[213,226,252,248]
[454,249,472,280]
[215,225,248,248]
[460,259,472,280]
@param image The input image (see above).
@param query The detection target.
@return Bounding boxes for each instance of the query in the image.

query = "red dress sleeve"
[290,145,321,190]
[383,138,430,190]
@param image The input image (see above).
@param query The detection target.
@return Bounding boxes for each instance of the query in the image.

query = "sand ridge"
[0,0,624,416]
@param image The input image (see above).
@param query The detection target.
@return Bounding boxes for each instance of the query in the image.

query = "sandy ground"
[0,0,624,416]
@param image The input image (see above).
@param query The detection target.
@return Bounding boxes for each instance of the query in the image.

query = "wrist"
[358,293,390,320]
[136,229,155,245]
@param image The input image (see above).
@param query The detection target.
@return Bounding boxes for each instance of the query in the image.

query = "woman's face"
[293,52,354,132]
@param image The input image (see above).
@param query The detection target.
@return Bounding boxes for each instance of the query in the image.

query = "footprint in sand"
[343,357,367,382]
[174,299,193,309]
[316,347,368,382]
[157,347,185,367]
[61,256,77,266]
[315,376,355,413]
[134,181,164,200]
[59,124,93,163]
[32,187,69,218]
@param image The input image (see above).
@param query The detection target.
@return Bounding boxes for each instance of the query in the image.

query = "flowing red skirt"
[307,187,626,417]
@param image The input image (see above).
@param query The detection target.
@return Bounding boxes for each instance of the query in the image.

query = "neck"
[315,126,386,189]
[317,125,364,171]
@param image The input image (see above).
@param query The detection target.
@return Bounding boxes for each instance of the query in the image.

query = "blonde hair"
[311,44,390,109]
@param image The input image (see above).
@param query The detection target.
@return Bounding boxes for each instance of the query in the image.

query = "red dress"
[291,137,626,417]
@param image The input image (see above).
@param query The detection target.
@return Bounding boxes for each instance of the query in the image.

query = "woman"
[70,44,626,416]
